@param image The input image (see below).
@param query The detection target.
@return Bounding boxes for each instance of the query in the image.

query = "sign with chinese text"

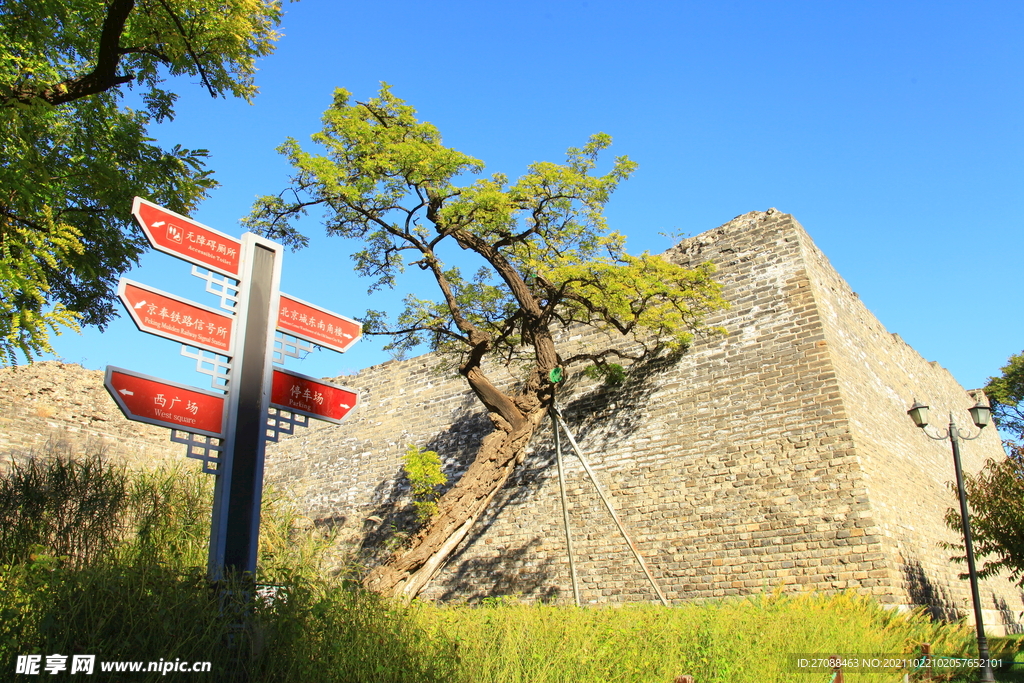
[133,197,242,277]
[277,293,362,354]
[113,197,365,579]
[118,279,234,355]
[104,367,225,437]
[269,368,358,425]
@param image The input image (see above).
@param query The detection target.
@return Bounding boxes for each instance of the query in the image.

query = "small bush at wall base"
[403,444,446,525]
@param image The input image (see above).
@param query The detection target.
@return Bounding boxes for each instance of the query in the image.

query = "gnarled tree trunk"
[363,345,556,600]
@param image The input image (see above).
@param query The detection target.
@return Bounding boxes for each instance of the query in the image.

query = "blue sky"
[44,0,1023,403]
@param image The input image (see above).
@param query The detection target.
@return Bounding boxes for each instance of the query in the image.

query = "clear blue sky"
[44,0,1023,400]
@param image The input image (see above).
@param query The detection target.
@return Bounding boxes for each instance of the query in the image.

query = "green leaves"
[544,251,726,352]
[0,212,83,365]
[248,84,727,378]
[403,445,447,525]
[0,0,285,365]
[985,351,1024,443]
[944,444,1024,587]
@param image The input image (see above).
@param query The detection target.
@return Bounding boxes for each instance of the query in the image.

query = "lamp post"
[907,397,994,682]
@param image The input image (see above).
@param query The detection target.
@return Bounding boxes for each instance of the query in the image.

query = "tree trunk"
[362,365,551,600]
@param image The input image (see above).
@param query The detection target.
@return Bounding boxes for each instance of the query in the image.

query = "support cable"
[552,382,581,606]
[552,401,670,606]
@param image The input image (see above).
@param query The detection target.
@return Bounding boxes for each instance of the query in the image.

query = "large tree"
[246,84,729,600]
[0,0,286,364]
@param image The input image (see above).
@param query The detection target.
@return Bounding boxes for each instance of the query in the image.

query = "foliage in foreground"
[0,442,994,682]
[0,0,286,364]
[944,443,1024,588]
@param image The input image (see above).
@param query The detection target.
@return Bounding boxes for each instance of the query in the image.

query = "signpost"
[118,279,234,355]
[132,197,242,277]
[104,367,226,437]
[277,293,362,354]
[270,368,359,425]
[107,198,362,580]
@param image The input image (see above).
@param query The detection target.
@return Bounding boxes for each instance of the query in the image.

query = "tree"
[944,443,1024,587]
[984,351,1024,444]
[0,0,286,364]
[942,352,1024,584]
[245,84,729,600]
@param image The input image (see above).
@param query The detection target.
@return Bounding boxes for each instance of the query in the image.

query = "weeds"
[0,441,128,567]
[0,439,999,682]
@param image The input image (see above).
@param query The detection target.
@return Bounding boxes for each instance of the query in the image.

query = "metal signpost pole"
[208,233,283,579]
[111,198,361,661]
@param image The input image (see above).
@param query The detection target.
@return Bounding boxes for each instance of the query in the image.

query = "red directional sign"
[269,368,358,425]
[133,197,242,277]
[277,293,362,354]
[119,279,234,355]
[104,367,225,437]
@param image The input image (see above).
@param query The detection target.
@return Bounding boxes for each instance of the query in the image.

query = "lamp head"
[968,399,991,429]
[908,400,930,428]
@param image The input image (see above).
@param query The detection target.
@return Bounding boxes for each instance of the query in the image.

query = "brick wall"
[799,230,1018,628]
[262,209,1021,630]
[3,209,1019,632]
[0,362,181,468]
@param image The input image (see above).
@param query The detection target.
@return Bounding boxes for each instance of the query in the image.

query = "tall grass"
[0,439,994,682]
[0,439,460,682]
[420,592,977,683]
[0,441,128,567]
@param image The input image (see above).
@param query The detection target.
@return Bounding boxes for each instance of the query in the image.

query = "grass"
[0,438,1010,682]
[989,635,1024,682]
[416,592,982,683]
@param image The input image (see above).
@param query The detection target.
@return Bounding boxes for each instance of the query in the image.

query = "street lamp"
[907,397,994,682]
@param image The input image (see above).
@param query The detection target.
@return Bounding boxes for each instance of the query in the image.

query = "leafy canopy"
[247,84,726,373]
[0,0,285,364]
[985,351,1024,443]
[944,444,1024,587]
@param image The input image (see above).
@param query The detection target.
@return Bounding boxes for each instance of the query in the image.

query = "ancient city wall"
[407,209,878,604]
[0,362,181,469]
[262,209,1017,618]
[798,229,1018,626]
[263,209,1020,626]
[1,209,1018,631]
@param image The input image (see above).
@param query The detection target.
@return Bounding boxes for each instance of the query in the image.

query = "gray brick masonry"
[2,209,1018,633]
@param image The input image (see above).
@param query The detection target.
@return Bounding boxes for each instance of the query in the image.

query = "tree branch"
[3,0,137,107]
[365,323,469,347]
[562,347,646,368]
[118,46,173,64]
[153,0,217,98]
[357,100,391,128]
[0,206,44,231]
